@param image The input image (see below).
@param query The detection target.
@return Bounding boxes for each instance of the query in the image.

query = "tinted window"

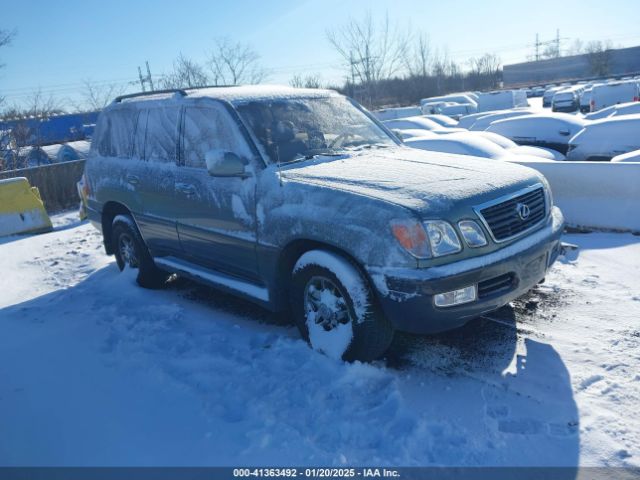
[145,107,179,163]
[94,108,137,158]
[181,105,252,169]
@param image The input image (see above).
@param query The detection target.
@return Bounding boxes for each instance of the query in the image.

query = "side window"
[145,107,179,163]
[132,110,148,159]
[181,105,252,169]
[93,109,136,158]
[93,114,111,156]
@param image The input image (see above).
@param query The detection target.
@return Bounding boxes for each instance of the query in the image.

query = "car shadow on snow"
[0,266,580,471]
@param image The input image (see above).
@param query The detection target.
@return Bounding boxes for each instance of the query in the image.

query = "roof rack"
[113,89,187,103]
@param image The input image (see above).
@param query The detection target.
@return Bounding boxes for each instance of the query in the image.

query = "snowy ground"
[0,211,639,467]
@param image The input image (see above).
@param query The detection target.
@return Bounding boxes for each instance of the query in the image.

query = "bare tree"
[565,38,584,56]
[78,79,127,111]
[289,73,323,89]
[327,12,409,87]
[586,40,614,77]
[0,28,15,108]
[159,54,209,89]
[468,53,501,89]
[403,33,431,78]
[207,37,267,85]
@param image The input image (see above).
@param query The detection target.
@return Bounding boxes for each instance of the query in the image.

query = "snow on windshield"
[235,96,396,164]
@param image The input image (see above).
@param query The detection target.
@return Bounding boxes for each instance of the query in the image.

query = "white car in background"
[373,105,422,121]
[485,113,587,155]
[584,101,640,120]
[392,129,439,140]
[382,116,466,134]
[472,131,565,160]
[611,150,640,163]
[477,90,529,112]
[468,109,535,131]
[552,86,584,113]
[405,132,552,163]
[420,94,478,108]
[439,103,478,119]
[567,115,640,161]
[590,81,640,111]
[543,86,563,107]
[421,114,459,127]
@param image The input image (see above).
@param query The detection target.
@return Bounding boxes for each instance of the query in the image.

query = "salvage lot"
[0,211,638,467]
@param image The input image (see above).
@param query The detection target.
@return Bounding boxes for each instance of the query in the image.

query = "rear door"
[134,105,182,256]
[174,103,260,280]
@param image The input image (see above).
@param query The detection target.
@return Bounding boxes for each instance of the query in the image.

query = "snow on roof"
[186,85,338,103]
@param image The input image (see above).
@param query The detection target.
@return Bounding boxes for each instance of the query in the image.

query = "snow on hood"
[280,146,542,215]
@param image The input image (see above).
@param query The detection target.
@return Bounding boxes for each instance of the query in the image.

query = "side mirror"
[205,151,249,177]
[559,129,571,136]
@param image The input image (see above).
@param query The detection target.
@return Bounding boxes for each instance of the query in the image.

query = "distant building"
[0,111,99,148]
[503,45,640,87]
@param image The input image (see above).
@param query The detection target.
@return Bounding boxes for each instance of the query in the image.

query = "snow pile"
[1,212,639,467]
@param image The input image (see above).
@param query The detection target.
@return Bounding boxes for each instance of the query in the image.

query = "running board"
[154,256,270,302]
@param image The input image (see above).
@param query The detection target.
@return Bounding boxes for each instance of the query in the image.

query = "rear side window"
[145,107,180,163]
[181,105,252,169]
[93,109,137,158]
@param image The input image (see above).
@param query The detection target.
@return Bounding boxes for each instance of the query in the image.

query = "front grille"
[479,187,546,242]
[478,273,516,299]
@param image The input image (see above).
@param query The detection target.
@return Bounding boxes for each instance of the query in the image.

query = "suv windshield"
[235,96,397,164]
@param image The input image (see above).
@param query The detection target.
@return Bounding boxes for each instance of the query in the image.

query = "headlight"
[424,221,462,257]
[391,220,431,259]
[458,220,487,247]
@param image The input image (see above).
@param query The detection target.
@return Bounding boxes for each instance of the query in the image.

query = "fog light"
[434,285,477,307]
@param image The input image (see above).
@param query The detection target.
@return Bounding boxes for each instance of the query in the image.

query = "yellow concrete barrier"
[0,177,53,237]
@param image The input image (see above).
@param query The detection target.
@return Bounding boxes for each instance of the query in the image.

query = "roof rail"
[113,89,187,103]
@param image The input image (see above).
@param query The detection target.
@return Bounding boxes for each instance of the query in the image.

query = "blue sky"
[2,0,639,108]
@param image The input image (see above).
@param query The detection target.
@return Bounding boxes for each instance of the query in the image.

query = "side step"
[154,256,270,302]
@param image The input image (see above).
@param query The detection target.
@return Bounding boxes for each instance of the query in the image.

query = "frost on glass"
[145,107,179,163]
[94,109,137,158]
[181,105,252,169]
[236,97,395,164]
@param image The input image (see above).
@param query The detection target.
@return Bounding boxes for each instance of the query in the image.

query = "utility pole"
[137,62,154,92]
[138,66,146,92]
[145,61,155,91]
[535,33,540,62]
[556,29,561,58]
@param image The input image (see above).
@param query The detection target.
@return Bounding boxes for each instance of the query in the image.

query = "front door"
[174,104,259,280]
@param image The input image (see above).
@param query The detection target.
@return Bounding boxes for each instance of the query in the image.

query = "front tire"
[290,250,394,362]
[111,215,168,289]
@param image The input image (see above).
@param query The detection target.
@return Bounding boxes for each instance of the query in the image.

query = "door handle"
[126,175,140,186]
[176,183,196,196]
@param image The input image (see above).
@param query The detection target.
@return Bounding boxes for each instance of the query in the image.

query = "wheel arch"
[272,238,376,310]
[101,201,133,255]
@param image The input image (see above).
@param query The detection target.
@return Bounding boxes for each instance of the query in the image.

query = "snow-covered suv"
[84,85,564,361]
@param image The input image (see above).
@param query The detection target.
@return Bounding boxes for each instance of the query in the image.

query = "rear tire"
[111,215,168,289]
[290,250,394,362]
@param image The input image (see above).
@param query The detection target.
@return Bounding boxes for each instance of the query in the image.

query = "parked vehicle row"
[83,85,565,362]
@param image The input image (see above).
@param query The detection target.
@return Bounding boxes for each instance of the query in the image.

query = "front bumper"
[369,207,564,334]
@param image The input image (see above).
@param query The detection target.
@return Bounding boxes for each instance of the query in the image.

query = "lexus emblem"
[516,202,531,221]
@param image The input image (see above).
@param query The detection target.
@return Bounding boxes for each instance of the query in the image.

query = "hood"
[280,146,543,216]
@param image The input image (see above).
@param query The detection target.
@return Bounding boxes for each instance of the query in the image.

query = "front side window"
[181,105,252,169]
[235,96,397,164]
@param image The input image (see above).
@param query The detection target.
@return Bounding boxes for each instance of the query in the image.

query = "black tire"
[111,215,169,289]
[290,251,394,362]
